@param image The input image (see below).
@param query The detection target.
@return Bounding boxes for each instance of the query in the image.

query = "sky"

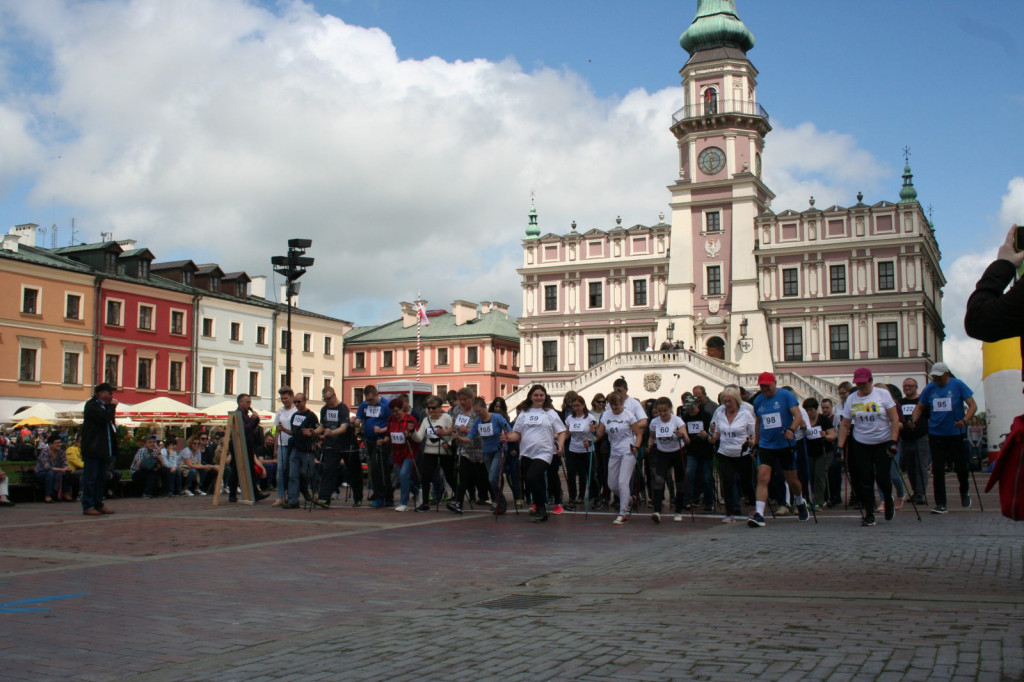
[0,0,1022,401]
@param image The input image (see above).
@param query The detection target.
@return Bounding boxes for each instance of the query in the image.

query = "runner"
[836,368,901,526]
[448,387,483,514]
[313,386,352,509]
[680,395,715,512]
[749,372,807,527]
[648,396,687,523]
[801,397,836,511]
[598,391,642,525]
[501,385,566,523]
[468,397,512,512]
[354,385,392,508]
[710,387,756,523]
[411,395,455,512]
[563,394,598,511]
[382,396,418,512]
[272,387,297,507]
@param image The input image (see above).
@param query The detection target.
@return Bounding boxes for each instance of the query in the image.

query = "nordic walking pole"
[893,446,921,521]
[679,435,695,523]
[969,466,985,512]
[585,441,594,519]
[800,438,818,524]
[840,448,865,522]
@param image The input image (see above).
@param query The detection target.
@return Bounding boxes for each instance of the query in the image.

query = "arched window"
[706,335,726,360]
[703,87,718,115]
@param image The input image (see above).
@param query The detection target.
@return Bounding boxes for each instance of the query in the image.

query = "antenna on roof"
[100,231,112,242]
[68,218,78,246]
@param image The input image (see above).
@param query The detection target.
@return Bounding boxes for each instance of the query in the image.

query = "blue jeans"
[276,444,292,498]
[684,455,715,508]
[38,470,64,498]
[397,458,415,506]
[288,449,311,504]
[81,457,107,511]
[483,450,502,498]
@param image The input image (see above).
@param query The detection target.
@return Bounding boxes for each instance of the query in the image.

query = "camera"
[1015,224,1024,252]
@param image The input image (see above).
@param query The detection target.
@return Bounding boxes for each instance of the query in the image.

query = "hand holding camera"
[998,224,1024,267]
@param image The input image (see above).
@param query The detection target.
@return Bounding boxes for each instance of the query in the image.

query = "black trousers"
[524,457,551,514]
[344,449,363,503]
[367,441,393,501]
[929,434,969,507]
[848,440,892,513]
[546,454,564,505]
[420,453,455,504]
[565,450,597,501]
[317,448,347,502]
[718,454,755,516]
[651,450,686,513]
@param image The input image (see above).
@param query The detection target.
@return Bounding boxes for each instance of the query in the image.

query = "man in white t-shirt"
[836,368,901,526]
[272,387,297,507]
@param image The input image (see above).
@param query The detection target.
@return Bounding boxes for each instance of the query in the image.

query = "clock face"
[698,146,726,175]
[755,153,762,178]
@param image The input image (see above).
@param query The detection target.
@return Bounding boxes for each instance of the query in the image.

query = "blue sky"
[0,0,1022,393]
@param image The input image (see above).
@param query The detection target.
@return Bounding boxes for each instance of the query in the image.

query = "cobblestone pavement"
[1,475,1021,681]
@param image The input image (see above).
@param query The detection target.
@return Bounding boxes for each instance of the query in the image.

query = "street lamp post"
[271,239,314,389]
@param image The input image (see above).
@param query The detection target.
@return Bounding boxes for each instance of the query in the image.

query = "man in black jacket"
[80,382,118,516]
[965,225,1024,351]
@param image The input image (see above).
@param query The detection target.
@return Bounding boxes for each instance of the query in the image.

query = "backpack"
[985,414,1024,521]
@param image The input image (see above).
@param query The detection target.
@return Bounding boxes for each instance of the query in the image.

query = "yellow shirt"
[66,445,84,472]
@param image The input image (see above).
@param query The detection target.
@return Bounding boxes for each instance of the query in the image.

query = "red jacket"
[985,414,1024,521]
[387,413,419,464]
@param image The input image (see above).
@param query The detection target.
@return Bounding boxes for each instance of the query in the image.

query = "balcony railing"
[672,99,770,125]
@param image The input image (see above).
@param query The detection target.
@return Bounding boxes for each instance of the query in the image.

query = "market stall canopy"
[202,400,274,422]
[12,415,55,429]
[119,397,207,422]
[7,402,58,423]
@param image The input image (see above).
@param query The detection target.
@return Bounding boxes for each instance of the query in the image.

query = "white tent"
[202,400,274,422]
[7,402,58,424]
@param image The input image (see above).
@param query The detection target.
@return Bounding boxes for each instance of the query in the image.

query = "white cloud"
[0,104,45,194]
[1,0,892,327]
[1000,176,1024,227]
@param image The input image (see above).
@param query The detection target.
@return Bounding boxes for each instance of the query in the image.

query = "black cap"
[94,382,116,394]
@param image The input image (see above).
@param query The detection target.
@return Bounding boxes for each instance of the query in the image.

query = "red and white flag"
[416,302,430,326]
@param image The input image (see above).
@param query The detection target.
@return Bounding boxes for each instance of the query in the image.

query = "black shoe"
[961,493,971,508]
[531,512,549,523]
[228,497,238,504]
[313,499,331,509]
[931,505,948,515]
[446,501,462,514]
[884,496,895,521]
[255,491,270,502]
[861,515,876,527]
[415,503,430,512]
[351,501,361,508]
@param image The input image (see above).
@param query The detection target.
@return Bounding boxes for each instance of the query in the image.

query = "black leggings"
[317,448,347,502]
[651,450,686,513]
[420,453,456,504]
[565,450,597,501]
[717,454,755,516]
[344,449,363,503]
[524,457,552,513]
[848,440,892,513]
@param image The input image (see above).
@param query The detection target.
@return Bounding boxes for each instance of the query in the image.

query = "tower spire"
[680,0,755,56]
[899,146,918,203]
[525,189,540,239]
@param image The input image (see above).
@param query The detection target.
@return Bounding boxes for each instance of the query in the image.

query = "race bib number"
[478,423,494,437]
[687,421,703,435]
[364,405,381,418]
[656,425,674,439]
[933,397,952,413]
[901,404,915,416]
[455,414,472,427]
[569,420,587,433]
[723,430,740,441]
[292,414,305,429]
[855,412,877,424]
[525,413,541,425]
[326,409,340,423]
[390,432,406,444]
[609,424,622,435]
[761,412,781,429]
[426,427,437,439]
[807,426,822,440]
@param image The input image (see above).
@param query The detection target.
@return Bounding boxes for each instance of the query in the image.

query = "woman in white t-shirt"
[648,396,687,523]
[503,385,566,523]
[836,368,901,527]
[564,395,598,509]
[710,386,757,523]
[598,391,642,525]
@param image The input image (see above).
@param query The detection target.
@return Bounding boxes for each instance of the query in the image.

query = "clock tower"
[661,0,774,371]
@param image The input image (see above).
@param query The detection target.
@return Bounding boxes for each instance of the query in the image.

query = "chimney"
[491,301,510,317]
[451,300,478,326]
[250,275,266,299]
[10,223,39,246]
[480,301,492,314]
[400,301,416,328]
[2,234,20,253]
[116,239,137,249]
[280,283,299,307]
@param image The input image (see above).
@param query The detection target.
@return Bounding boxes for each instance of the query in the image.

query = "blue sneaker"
[747,513,766,528]
[368,499,383,509]
[797,504,809,521]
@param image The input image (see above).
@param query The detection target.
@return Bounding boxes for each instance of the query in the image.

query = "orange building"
[0,225,96,420]
[342,300,519,405]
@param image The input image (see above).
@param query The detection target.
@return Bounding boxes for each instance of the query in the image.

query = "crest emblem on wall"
[643,373,662,392]
[705,238,721,258]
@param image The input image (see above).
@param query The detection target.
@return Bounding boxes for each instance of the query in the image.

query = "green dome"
[680,0,755,55]
[899,163,918,203]
[526,203,540,238]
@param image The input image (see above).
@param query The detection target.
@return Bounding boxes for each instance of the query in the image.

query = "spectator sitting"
[131,434,164,499]
[162,438,187,496]
[36,434,71,503]
[65,435,84,501]
[0,468,14,506]
[254,434,277,492]
[181,434,213,495]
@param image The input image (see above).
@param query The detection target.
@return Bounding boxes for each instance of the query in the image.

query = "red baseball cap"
[853,368,873,383]
[757,372,776,386]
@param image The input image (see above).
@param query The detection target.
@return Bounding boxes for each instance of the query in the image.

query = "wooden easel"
[212,411,257,505]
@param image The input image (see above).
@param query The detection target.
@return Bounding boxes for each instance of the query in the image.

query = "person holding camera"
[965,224,1024,345]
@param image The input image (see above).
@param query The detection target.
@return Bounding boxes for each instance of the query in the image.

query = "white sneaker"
[612,515,628,525]
[195,489,207,496]
[183,489,194,497]
[394,505,409,512]
[673,514,683,522]
[721,515,735,523]
[651,512,661,524]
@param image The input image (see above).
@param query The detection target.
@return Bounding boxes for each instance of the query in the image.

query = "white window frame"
[200,365,214,394]
[65,291,84,320]
[105,298,125,327]
[703,209,723,233]
[466,345,480,366]
[436,347,449,366]
[18,336,43,382]
[103,349,123,387]
[136,353,156,390]
[585,279,604,310]
[61,340,86,386]
[630,276,650,308]
[229,320,243,343]
[201,316,215,339]
[353,351,366,370]
[324,336,334,357]
[168,358,185,393]
[21,285,41,315]
[704,263,724,297]
[138,303,155,331]
[169,308,187,336]
[256,325,268,346]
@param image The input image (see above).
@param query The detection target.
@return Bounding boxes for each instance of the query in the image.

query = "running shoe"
[931,505,948,514]
[415,503,430,512]
[313,499,331,509]
[861,514,876,527]
[797,504,810,522]
[673,514,683,522]
[529,504,537,513]
[446,501,462,514]
[552,504,564,515]
[961,493,971,508]
[612,515,628,525]
[747,513,765,528]
[394,505,408,512]
[721,515,735,523]
[651,512,661,524]
[194,489,207,496]
[183,489,194,497]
